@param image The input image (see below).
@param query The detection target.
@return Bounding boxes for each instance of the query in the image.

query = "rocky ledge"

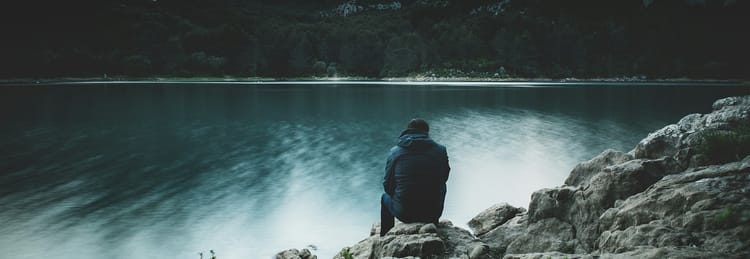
[277,95,750,259]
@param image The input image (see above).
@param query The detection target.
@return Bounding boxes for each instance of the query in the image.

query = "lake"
[1,82,748,259]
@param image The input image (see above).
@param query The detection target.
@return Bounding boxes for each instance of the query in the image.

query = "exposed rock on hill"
[482,95,750,258]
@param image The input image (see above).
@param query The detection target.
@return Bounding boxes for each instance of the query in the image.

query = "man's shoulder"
[390,142,447,156]
[432,141,448,154]
[389,145,406,158]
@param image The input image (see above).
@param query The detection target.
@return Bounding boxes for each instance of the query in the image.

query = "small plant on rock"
[340,248,354,259]
[696,126,750,165]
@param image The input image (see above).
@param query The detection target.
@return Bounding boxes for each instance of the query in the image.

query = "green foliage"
[121,55,153,76]
[697,126,750,165]
[184,52,226,75]
[340,247,354,259]
[313,61,328,76]
[381,33,427,76]
[715,205,750,230]
[326,63,338,77]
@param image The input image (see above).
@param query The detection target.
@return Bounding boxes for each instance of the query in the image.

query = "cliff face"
[277,95,750,259]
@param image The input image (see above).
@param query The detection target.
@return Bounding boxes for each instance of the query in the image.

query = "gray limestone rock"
[632,95,750,167]
[504,218,576,255]
[419,223,438,234]
[479,213,528,256]
[335,221,491,259]
[274,248,317,259]
[503,252,595,259]
[597,156,750,258]
[564,149,633,186]
[468,203,525,237]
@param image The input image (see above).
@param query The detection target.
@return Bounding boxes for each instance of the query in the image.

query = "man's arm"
[384,153,396,195]
[442,147,450,183]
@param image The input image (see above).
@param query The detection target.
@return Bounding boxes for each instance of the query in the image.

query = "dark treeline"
[1,0,748,79]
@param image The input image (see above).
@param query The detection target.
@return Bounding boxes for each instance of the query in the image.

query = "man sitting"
[380,118,450,236]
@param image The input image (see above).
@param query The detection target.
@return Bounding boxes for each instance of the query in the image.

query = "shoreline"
[1,76,748,87]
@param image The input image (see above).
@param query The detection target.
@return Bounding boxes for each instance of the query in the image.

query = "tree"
[288,30,316,76]
[338,31,384,77]
[381,33,427,76]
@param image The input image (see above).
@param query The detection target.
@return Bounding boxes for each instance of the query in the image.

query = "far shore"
[1,76,748,87]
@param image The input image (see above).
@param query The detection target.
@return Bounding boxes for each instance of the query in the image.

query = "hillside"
[2,0,748,79]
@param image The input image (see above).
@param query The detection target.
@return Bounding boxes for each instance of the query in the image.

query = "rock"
[468,203,525,236]
[375,233,444,258]
[419,223,438,234]
[632,95,750,167]
[597,156,750,258]
[524,156,681,252]
[502,252,594,259]
[274,248,317,259]
[299,249,314,259]
[505,218,576,254]
[503,248,728,259]
[335,221,490,259]
[436,221,490,259]
[335,238,375,259]
[599,246,731,259]
[712,95,750,110]
[632,124,683,160]
[385,222,426,236]
[526,186,578,223]
[469,244,489,259]
[500,97,750,254]
[369,222,380,236]
[564,149,633,186]
[480,213,528,256]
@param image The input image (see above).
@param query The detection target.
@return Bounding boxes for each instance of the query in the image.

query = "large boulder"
[597,156,750,258]
[275,248,317,259]
[468,203,525,237]
[504,218,576,254]
[524,156,681,252]
[484,95,750,257]
[564,149,633,186]
[503,252,594,259]
[632,95,750,167]
[599,246,731,259]
[503,247,729,259]
[334,221,491,259]
[479,213,528,257]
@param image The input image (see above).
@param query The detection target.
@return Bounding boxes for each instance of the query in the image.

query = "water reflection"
[0,84,748,258]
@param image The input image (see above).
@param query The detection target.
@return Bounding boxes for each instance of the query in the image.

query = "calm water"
[1,83,748,259]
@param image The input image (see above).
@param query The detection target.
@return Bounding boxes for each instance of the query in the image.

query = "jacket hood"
[397,128,434,150]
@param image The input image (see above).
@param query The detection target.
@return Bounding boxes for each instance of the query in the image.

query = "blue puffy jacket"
[383,128,450,222]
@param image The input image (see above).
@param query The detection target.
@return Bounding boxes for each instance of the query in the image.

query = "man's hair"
[407,118,429,133]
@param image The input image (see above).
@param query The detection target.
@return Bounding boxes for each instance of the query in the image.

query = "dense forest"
[1,0,748,79]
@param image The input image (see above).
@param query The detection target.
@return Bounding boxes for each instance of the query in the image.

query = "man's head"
[407,118,429,133]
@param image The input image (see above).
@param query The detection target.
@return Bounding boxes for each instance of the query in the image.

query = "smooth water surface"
[1,83,748,258]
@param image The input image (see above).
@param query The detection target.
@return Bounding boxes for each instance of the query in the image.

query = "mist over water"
[1,84,747,258]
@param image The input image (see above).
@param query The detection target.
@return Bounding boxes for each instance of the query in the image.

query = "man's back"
[384,128,450,223]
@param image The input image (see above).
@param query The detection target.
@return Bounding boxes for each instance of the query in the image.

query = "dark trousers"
[380,193,396,236]
[381,193,441,236]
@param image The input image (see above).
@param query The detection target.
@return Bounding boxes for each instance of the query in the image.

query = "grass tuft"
[696,126,750,165]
